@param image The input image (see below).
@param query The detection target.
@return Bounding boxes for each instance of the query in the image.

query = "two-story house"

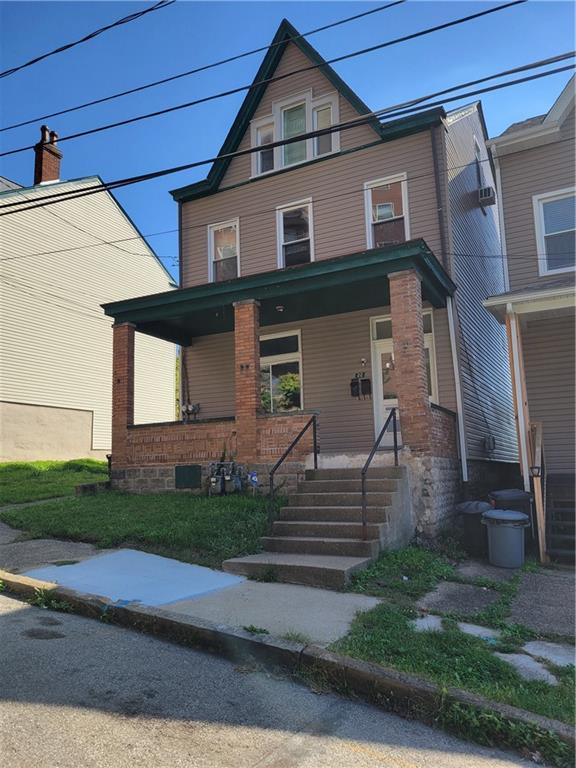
[0,127,176,461]
[485,76,575,561]
[103,21,518,585]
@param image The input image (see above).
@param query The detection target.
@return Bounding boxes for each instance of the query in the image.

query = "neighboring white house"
[0,127,176,461]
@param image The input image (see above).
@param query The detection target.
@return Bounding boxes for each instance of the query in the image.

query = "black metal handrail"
[268,414,318,524]
[361,408,398,540]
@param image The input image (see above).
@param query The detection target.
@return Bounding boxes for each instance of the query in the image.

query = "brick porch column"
[389,270,433,454]
[234,300,260,461]
[111,322,135,466]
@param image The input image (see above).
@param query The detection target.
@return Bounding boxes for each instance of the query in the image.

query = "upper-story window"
[364,174,410,249]
[256,122,274,174]
[276,199,314,268]
[533,188,576,275]
[208,219,239,282]
[251,91,339,177]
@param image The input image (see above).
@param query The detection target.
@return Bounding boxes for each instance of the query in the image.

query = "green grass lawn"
[349,545,456,602]
[332,604,575,725]
[0,491,270,568]
[0,459,109,504]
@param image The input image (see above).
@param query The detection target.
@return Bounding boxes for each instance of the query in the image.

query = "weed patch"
[349,546,455,601]
[333,604,574,724]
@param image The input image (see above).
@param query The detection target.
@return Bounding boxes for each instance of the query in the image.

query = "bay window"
[260,332,302,413]
[533,188,576,275]
[276,200,313,268]
[208,219,239,282]
[251,91,339,176]
[364,174,409,248]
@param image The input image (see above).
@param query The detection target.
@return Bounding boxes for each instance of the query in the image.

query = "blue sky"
[1,1,574,280]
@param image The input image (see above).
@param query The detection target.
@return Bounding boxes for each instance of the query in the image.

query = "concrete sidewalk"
[0,521,380,646]
[166,581,381,644]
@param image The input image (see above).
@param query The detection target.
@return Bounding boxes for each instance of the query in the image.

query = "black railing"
[268,414,318,525]
[361,408,398,540]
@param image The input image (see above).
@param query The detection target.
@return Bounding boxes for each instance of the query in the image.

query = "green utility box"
[175,464,202,489]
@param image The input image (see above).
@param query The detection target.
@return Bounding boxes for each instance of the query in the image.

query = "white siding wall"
[0,178,176,451]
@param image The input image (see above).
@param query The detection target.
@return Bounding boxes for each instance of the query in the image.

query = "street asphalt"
[0,594,532,768]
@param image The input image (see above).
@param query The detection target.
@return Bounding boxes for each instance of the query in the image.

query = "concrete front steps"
[223,466,410,589]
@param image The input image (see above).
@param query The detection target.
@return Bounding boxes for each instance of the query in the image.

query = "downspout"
[507,304,531,491]
[431,125,468,481]
[447,297,468,482]
[177,201,186,419]
[430,125,450,271]
[493,152,510,291]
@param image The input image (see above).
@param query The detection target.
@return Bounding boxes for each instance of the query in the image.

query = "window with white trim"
[208,219,239,282]
[256,122,275,174]
[260,332,302,413]
[533,189,576,275]
[364,175,409,248]
[251,91,339,176]
[277,200,313,268]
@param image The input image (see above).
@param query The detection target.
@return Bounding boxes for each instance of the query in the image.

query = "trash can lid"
[482,508,530,525]
[456,501,492,515]
[488,488,533,502]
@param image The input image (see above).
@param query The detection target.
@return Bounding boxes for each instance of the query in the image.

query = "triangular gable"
[171,19,383,202]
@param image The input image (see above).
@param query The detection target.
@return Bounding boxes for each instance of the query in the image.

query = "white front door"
[370,314,438,447]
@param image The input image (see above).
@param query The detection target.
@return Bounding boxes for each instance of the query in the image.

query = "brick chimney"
[33,125,62,185]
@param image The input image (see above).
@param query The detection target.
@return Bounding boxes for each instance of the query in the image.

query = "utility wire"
[2,131,574,264]
[0,1,175,80]
[0,2,405,133]
[0,0,527,158]
[0,59,572,217]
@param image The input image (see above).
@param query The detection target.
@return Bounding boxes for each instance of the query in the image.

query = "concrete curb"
[1,567,573,757]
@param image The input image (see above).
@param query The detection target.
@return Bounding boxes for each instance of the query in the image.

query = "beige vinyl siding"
[185,306,455,453]
[444,106,517,462]
[182,130,441,287]
[0,178,176,450]
[221,41,377,188]
[522,314,575,473]
[500,108,576,291]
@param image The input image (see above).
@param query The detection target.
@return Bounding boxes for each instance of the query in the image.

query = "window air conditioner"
[478,186,496,206]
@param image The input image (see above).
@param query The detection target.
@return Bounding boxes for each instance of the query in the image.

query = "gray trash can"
[482,509,530,568]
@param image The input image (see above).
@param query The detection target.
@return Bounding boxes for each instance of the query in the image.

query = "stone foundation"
[111,461,306,495]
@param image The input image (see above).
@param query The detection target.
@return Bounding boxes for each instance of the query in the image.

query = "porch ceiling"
[102,239,456,345]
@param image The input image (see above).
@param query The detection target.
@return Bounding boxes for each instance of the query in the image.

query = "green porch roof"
[102,240,456,345]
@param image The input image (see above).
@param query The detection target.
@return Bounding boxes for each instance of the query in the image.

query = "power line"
[0,0,528,158]
[0,2,405,133]
[0,58,572,217]
[2,130,574,264]
[0,1,175,80]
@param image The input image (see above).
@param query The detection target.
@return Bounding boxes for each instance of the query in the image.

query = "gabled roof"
[0,175,175,285]
[170,19,445,204]
[489,75,575,154]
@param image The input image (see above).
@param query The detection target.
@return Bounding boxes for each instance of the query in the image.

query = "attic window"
[251,91,339,177]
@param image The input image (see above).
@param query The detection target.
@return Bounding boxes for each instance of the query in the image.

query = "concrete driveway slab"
[165,581,382,645]
[417,581,499,617]
[24,549,244,606]
[510,570,575,637]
